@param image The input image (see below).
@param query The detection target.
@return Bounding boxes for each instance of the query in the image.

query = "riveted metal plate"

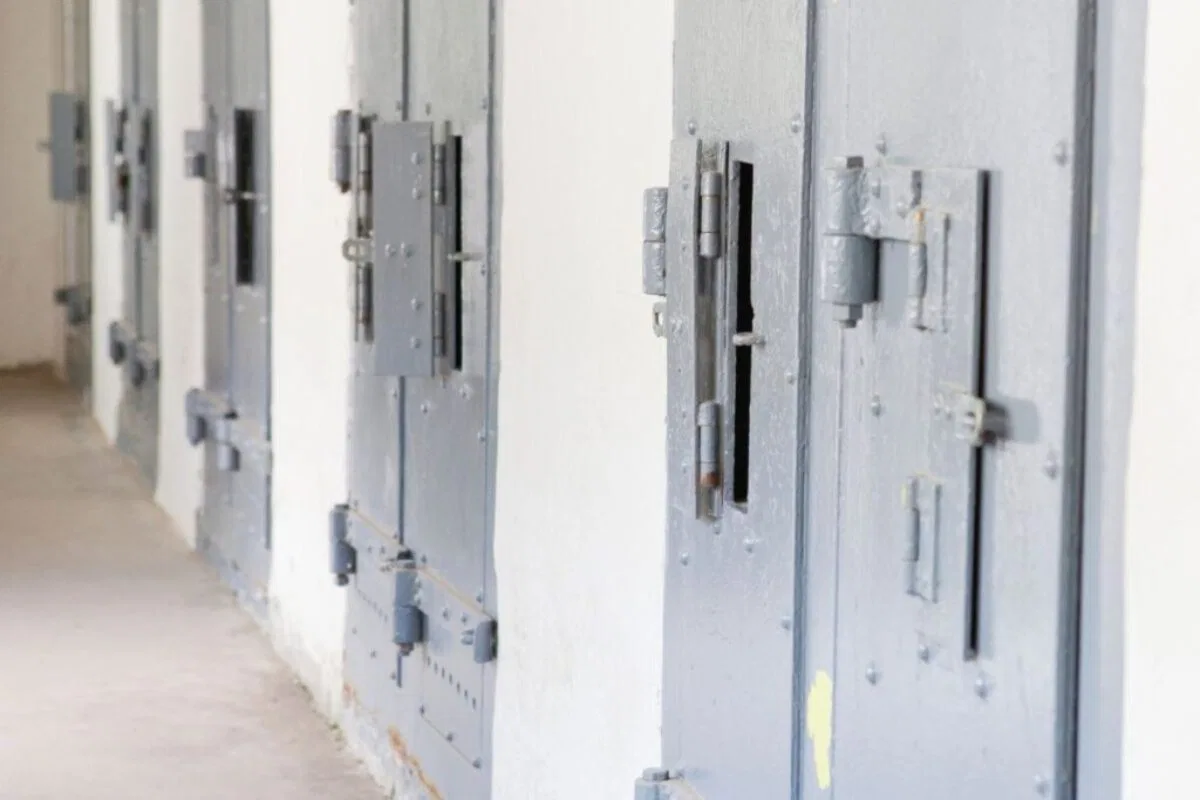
[413,568,494,768]
[364,120,435,378]
[50,92,83,202]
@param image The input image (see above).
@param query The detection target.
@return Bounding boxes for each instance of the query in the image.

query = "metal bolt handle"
[731,331,766,347]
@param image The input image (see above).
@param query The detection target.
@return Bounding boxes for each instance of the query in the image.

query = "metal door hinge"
[329,503,356,586]
[184,388,240,471]
[107,320,135,365]
[432,141,447,205]
[642,187,668,298]
[393,561,424,656]
[330,109,373,229]
[333,111,381,344]
[183,128,207,179]
[821,157,935,328]
[634,768,673,800]
[698,170,723,259]
[128,340,160,388]
[330,109,354,193]
[106,100,131,220]
[697,400,721,490]
[53,285,90,326]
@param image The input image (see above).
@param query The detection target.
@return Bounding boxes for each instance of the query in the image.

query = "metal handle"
[731,331,765,347]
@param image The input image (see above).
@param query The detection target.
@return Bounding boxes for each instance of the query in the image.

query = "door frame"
[1075,0,1145,797]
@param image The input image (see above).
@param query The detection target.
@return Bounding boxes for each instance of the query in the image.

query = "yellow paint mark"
[806,670,834,790]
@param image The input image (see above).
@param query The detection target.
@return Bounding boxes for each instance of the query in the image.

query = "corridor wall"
[0,0,66,370]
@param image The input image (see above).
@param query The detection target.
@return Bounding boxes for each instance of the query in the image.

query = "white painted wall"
[492,2,672,797]
[266,0,354,717]
[0,0,65,370]
[81,1,674,795]
[86,0,355,717]
[1124,2,1200,796]
[87,0,205,535]
[154,0,204,544]
[90,0,122,439]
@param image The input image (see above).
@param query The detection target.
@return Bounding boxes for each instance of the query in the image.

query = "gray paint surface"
[194,0,273,622]
[114,0,159,485]
[653,2,810,798]
[341,2,499,797]
[800,0,1096,798]
[649,1,1106,797]
[363,121,435,378]
[50,0,93,398]
[65,0,92,399]
[49,92,83,203]
[1076,0,1144,796]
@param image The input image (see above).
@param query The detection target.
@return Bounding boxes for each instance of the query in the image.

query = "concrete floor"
[0,369,381,800]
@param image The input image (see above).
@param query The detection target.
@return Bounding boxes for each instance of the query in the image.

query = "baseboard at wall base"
[0,361,60,379]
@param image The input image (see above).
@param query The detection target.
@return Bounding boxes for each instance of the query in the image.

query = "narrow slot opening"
[234,109,256,285]
[451,136,464,371]
[965,175,991,660]
[357,118,374,237]
[138,111,154,232]
[732,162,755,506]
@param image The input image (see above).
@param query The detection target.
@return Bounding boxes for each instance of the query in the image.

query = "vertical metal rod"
[698,401,721,489]
[907,210,928,328]
[699,170,723,259]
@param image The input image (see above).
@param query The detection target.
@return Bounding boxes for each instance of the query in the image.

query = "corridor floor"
[0,369,380,800]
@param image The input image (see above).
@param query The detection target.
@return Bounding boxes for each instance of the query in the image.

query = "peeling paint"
[387,727,445,800]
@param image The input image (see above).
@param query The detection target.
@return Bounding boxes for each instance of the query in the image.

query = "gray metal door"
[48,0,93,399]
[638,2,1095,799]
[329,2,499,797]
[797,2,1094,799]
[635,4,810,799]
[107,0,159,484]
[185,0,273,621]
